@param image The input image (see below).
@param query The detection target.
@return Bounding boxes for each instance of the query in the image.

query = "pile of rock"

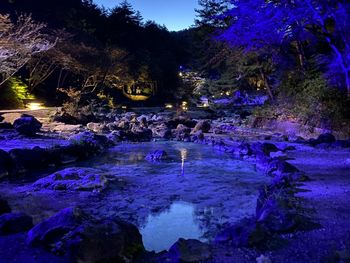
[27,207,145,262]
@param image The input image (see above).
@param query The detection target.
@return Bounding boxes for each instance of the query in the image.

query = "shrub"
[0,77,34,109]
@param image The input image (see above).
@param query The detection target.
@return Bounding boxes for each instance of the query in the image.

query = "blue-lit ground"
[0,141,268,252]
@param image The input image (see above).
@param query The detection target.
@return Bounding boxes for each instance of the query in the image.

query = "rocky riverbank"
[0,109,349,262]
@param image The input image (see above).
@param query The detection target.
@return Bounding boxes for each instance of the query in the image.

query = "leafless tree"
[0,14,55,86]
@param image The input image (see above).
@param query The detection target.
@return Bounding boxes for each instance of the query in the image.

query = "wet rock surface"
[0,109,349,262]
[27,207,145,262]
[13,114,42,136]
[33,167,113,191]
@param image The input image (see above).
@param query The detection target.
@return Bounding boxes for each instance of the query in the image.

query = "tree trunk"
[296,41,306,70]
[260,69,274,100]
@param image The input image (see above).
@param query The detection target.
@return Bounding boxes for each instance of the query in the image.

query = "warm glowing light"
[180,148,188,176]
[179,72,183,77]
[182,101,187,106]
[27,102,44,111]
[165,103,173,109]
[122,105,127,109]
[226,91,231,96]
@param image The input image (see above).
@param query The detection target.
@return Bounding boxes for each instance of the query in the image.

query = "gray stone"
[33,167,113,191]
[13,114,42,136]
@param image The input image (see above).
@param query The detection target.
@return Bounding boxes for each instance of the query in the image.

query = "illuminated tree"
[0,14,55,86]
[220,0,350,97]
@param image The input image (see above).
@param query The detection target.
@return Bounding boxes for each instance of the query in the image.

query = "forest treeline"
[0,0,349,128]
[0,0,192,107]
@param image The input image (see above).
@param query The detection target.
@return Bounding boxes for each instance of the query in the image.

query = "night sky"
[93,0,199,31]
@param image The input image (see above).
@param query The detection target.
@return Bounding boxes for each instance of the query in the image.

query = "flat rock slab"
[0,138,70,152]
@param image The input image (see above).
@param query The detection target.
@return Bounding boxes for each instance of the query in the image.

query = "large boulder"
[192,120,211,133]
[251,142,279,157]
[27,207,145,262]
[130,125,153,142]
[174,124,191,141]
[9,146,49,173]
[13,114,42,136]
[167,238,211,263]
[86,122,108,133]
[33,167,113,191]
[0,212,33,235]
[0,149,15,179]
[256,187,299,233]
[69,131,109,150]
[151,123,172,139]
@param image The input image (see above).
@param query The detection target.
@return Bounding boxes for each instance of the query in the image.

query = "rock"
[256,187,299,233]
[50,123,83,133]
[52,109,79,124]
[106,122,118,131]
[27,207,144,262]
[69,131,109,150]
[174,124,191,140]
[270,151,286,158]
[106,131,123,144]
[251,142,279,156]
[9,146,49,173]
[317,133,336,144]
[215,218,270,248]
[0,149,15,179]
[167,238,211,263]
[192,120,211,133]
[33,167,113,191]
[167,118,197,129]
[0,122,13,129]
[190,130,204,141]
[130,126,153,142]
[117,120,130,130]
[0,198,11,215]
[236,143,252,156]
[0,213,33,235]
[145,150,168,161]
[86,122,108,133]
[151,123,172,139]
[13,114,42,136]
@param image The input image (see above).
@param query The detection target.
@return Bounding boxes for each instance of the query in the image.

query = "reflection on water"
[140,201,205,252]
[180,148,188,176]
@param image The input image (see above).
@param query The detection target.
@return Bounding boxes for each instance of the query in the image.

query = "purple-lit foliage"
[220,0,350,96]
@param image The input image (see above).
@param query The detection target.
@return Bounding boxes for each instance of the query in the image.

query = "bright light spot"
[226,91,231,96]
[165,103,173,109]
[122,105,127,109]
[182,101,188,106]
[27,102,44,111]
[180,148,188,176]
[179,72,183,77]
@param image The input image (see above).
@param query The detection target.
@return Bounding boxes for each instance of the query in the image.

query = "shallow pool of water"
[140,201,205,252]
[86,141,269,251]
[0,141,269,252]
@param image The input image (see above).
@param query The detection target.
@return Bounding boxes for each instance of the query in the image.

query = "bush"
[0,77,34,109]
[253,70,349,128]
